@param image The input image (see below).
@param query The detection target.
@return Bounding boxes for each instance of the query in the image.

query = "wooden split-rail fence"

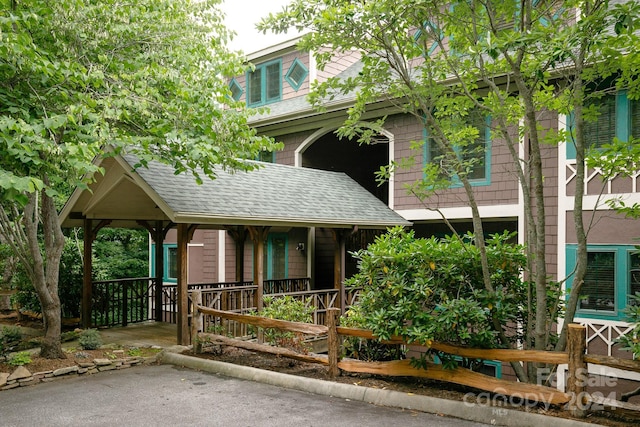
[189,290,640,419]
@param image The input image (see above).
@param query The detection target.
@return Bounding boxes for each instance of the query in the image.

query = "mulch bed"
[184,345,637,427]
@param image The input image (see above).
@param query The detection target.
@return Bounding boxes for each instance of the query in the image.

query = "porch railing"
[91,277,155,327]
[90,277,353,329]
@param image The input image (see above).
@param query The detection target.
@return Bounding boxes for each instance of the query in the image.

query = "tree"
[0,0,279,358]
[260,0,639,381]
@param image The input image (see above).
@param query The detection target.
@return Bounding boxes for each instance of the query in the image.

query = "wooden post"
[191,290,203,353]
[327,308,341,378]
[331,229,349,313]
[154,221,164,322]
[177,223,196,346]
[567,323,588,418]
[82,218,93,328]
[248,226,270,312]
[226,226,247,282]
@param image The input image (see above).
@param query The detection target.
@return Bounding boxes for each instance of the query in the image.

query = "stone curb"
[1,355,157,391]
[158,350,602,427]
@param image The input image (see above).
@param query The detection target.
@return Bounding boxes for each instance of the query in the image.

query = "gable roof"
[60,154,410,230]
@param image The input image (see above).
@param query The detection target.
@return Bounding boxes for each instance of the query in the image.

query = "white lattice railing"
[566,159,640,196]
[575,318,634,357]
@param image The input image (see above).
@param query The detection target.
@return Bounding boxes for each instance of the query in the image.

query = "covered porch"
[60,153,410,345]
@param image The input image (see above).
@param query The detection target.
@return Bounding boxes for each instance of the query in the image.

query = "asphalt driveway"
[0,364,489,427]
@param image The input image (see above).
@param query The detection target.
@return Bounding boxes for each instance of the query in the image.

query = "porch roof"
[60,153,411,230]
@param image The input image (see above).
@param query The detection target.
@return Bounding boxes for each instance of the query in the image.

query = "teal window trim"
[266,233,288,280]
[566,244,637,321]
[229,78,243,101]
[284,58,308,91]
[566,90,630,159]
[432,355,502,378]
[150,243,178,283]
[246,59,282,107]
[423,115,492,187]
[413,21,442,57]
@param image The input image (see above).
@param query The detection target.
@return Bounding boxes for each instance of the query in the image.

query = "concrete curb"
[158,350,601,427]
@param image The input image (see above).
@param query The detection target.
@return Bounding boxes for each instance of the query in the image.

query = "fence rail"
[189,294,640,419]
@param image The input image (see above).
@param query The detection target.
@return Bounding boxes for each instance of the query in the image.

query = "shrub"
[340,304,405,361]
[0,326,23,358]
[344,226,527,369]
[8,351,32,366]
[78,329,102,350]
[255,295,314,352]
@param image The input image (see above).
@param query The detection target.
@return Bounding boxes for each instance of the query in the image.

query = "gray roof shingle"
[123,155,409,228]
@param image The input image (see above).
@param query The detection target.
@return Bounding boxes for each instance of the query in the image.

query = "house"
[59,4,639,394]
[188,30,639,387]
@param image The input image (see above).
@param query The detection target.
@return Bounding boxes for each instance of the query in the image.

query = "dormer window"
[285,58,308,91]
[247,59,282,107]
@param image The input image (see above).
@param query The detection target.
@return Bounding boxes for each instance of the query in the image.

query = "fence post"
[567,323,587,418]
[327,308,341,378]
[191,290,203,353]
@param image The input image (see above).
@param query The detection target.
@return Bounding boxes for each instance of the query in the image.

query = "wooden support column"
[82,218,111,328]
[226,226,248,282]
[177,223,197,345]
[153,221,165,322]
[137,220,173,322]
[248,226,270,312]
[82,218,93,328]
[331,228,351,313]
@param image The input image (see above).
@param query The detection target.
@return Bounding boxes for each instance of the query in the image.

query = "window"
[580,251,615,312]
[567,245,640,320]
[567,90,638,158]
[256,150,275,163]
[413,21,442,57]
[229,79,243,101]
[247,59,282,107]
[150,244,178,283]
[285,58,308,91]
[584,93,616,150]
[632,97,640,140]
[167,246,178,281]
[265,234,288,280]
[424,111,491,186]
[630,253,640,301]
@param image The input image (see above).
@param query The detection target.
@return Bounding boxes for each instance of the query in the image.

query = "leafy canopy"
[0,0,280,204]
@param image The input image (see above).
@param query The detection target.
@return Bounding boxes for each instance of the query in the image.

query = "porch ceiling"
[60,153,411,230]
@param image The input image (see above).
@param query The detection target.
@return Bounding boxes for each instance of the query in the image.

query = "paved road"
[0,365,489,427]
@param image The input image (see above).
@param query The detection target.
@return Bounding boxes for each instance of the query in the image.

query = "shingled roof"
[60,153,410,229]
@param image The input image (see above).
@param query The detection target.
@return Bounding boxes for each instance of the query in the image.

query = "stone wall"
[0,354,158,391]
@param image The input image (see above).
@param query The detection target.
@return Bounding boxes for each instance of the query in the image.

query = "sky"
[220,0,305,54]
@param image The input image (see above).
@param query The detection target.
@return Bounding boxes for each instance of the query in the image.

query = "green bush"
[8,351,32,366]
[340,304,405,361]
[78,329,102,350]
[344,226,527,369]
[0,326,23,358]
[255,295,314,351]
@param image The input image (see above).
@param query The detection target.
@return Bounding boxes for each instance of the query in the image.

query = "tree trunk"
[24,188,66,359]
